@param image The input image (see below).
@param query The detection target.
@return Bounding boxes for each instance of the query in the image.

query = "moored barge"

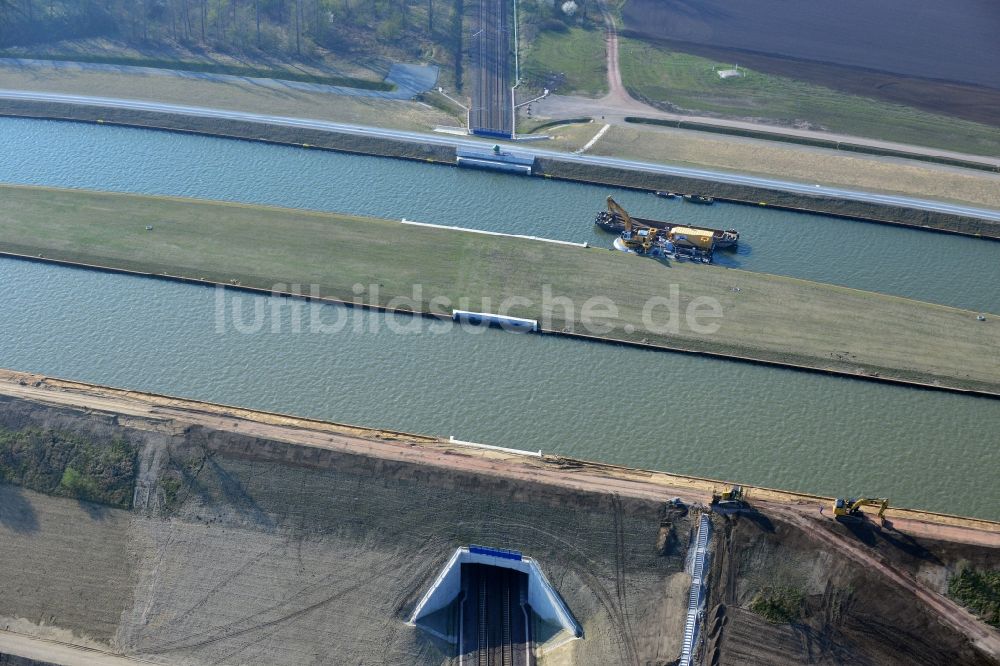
[595,197,739,248]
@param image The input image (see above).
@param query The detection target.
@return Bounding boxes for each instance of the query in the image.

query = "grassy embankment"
[586,127,1000,212]
[949,567,1000,628]
[617,39,1000,158]
[521,27,607,97]
[2,184,998,394]
[0,63,456,131]
[1,53,393,90]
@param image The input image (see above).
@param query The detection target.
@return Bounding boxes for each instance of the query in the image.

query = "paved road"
[1,89,998,222]
[470,0,513,136]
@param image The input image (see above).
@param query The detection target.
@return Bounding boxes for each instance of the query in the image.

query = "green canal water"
[0,117,998,518]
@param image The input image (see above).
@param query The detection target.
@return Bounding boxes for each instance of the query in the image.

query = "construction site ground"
[0,370,997,665]
[706,507,1000,665]
[0,372,691,665]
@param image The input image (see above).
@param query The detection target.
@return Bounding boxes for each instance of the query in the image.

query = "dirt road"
[0,630,152,666]
[598,1,640,109]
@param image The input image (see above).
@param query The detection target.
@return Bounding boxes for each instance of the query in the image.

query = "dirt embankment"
[1,98,997,240]
[0,390,690,665]
[705,508,1000,665]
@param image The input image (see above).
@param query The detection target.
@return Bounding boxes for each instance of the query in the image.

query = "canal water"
[1,117,998,518]
[1,117,997,313]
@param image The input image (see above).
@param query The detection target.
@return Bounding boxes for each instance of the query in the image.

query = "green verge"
[521,27,608,96]
[0,426,138,508]
[1,184,998,394]
[617,39,1000,157]
[1,53,393,90]
[948,567,1000,628]
[748,587,804,624]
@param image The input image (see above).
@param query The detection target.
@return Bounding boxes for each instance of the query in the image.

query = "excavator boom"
[606,196,634,233]
[832,497,889,522]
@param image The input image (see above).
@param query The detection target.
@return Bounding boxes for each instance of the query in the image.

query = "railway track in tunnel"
[462,564,531,665]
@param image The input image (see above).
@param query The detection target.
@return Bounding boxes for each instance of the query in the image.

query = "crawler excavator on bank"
[832,497,889,525]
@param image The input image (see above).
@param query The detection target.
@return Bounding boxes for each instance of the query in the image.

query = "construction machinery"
[832,497,889,524]
[608,196,660,254]
[596,197,738,263]
[711,485,746,506]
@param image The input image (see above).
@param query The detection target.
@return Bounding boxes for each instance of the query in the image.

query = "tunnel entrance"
[460,563,530,665]
[409,546,580,660]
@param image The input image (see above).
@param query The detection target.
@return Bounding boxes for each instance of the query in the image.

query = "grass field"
[2,185,998,394]
[521,28,607,97]
[0,53,393,90]
[0,64,456,131]
[590,126,1000,210]
[618,39,1000,157]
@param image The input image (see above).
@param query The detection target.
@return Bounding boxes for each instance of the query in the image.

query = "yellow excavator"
[832,497,889,524]
[711,485,746,506]
[607,196,658,253]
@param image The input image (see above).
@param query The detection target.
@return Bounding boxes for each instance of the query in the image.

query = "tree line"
[0,0,443,56]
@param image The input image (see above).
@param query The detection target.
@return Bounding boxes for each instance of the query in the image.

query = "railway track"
[471,0,513,136]
[463,565,530,666]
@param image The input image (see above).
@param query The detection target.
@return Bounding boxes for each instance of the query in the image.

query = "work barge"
[596,196,740,262]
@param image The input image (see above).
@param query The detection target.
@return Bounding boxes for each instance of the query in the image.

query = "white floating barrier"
[452,309,538,332]
[448,436,542,457]
[401,218,588,248]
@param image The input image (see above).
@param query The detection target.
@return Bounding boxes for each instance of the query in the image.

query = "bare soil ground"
[621,0,1000,126]
[0,486,134,645]
[0,389,691,665]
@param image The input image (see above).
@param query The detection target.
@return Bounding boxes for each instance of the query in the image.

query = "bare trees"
[2,0,448,62]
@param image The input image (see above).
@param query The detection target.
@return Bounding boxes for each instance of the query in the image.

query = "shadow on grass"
[78,498,111,522]
[0,483,39,534]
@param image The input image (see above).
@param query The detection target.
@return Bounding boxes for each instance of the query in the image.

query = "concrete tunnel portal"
[408,546,582,663]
